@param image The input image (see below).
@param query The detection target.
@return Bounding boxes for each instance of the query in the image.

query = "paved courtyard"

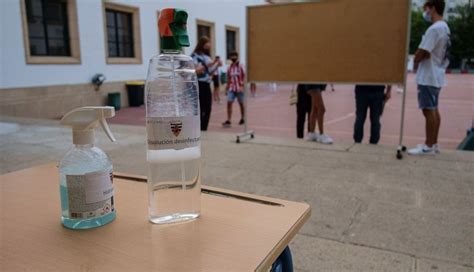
[1,116,473,271]
[111,74,474,150]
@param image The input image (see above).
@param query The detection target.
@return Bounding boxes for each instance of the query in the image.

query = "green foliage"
[409,10,430,54]
[448,5,474,68]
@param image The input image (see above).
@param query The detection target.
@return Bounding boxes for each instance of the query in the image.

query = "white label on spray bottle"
[147,116,200,150]
[66,169,114,219]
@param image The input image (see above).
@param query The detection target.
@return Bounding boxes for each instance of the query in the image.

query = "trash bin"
[107,92,121,110]
[126,81,145,107]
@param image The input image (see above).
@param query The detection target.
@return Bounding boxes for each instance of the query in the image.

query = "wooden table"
[0,164,310,271]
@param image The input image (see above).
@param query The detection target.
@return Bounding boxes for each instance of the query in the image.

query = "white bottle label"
[147,116,200,150]
[66,169,114,219]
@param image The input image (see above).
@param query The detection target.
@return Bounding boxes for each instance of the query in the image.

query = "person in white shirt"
[408,0,450,155]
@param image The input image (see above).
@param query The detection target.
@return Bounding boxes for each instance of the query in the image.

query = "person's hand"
[384,91,391,102]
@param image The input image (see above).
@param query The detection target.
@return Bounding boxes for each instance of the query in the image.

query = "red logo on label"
[170,121,182,137]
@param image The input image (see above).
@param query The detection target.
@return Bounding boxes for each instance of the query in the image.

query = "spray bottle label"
[66,169,114,219]
[147,116,200,150]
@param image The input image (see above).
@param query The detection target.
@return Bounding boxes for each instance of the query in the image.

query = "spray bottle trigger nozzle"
[100,118,116,142]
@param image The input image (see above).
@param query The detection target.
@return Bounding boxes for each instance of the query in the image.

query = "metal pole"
[397,0,412,159]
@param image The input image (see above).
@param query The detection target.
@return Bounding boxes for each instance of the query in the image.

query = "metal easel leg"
[397,83,408,160]
[236,83,254,143]
[397,1,412,160]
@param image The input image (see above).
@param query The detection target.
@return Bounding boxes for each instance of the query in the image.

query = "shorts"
[212,75,220,88]
[303,84,327,94]
[228,91,244,103]
[418,85,441,109]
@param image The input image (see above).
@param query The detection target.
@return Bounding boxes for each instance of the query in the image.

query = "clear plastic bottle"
[59,145,115,229]
[58,106,117,230]
[146,8,201,224]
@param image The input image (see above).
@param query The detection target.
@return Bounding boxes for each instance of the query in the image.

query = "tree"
[448,5,474,69]
[409,10,430,54]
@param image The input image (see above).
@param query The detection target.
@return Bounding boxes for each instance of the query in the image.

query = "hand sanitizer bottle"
[145,9,201,224]
[59,106,117,229]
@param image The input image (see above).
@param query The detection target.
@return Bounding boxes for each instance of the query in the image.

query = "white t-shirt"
[416,21,451,88]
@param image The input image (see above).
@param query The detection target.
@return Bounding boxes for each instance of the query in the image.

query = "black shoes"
[239,119,245,125]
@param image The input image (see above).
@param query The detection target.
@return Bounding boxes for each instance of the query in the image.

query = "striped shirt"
[227,61,245,93]
[192,53,218,83]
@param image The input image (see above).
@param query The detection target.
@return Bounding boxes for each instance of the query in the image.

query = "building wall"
[0,0,264,118]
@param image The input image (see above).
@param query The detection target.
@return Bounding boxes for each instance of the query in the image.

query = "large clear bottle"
[145,51,201,224]
[59,145,116,229]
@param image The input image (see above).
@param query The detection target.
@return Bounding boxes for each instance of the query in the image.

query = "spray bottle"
[59,106,117,229]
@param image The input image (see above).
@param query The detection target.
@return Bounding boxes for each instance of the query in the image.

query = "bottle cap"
[60,106,116,145]
[158,8,190,52]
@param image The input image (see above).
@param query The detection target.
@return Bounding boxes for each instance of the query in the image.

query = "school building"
[0,0,264,119]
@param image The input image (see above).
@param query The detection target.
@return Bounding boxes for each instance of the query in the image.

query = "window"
[103,2,142,64]
[106,10,134,58]
[196,19,215,57]
[225,25,240,60]
[20,0,80,64]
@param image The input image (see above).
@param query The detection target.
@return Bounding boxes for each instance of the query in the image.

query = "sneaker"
[433,143,441,154]
[222,120,231,127]
[239,119,245,125]
[317,134,333,144]
[306,132,319,141]
[408,144,436,155]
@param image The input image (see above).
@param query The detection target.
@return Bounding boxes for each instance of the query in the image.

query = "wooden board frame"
[246,0,411,85]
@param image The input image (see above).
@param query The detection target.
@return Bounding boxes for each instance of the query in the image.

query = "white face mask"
[423,10,432,22]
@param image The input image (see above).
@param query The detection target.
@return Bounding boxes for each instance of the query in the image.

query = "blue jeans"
[353,89,385,144]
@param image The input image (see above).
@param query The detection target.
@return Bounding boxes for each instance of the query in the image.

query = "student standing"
[305,84,333,144]
[408,0,450,155]
[353,85,391,144]
[222,51,245,127]
[192,36,221,131]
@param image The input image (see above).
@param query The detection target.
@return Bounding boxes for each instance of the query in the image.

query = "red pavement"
[110,74,474,150]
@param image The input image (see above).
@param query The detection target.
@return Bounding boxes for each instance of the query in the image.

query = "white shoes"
[306,132,333,144]
[306,132,319,142]
[433,143,440,153]
[408,144,436,155]
[318,134,333,144]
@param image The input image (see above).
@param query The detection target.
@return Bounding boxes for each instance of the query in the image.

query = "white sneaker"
[433,144,440,153]
[408,144,436,155]
[318,134,333,144]
[306,132,319,141]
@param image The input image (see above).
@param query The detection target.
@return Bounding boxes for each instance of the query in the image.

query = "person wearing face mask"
[222,51,246,127]
[192,36,222,131]
[408,0,450,155]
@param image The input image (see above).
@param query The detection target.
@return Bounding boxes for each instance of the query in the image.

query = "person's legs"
[368,92,384,144]
[423,109,437,147]
[250,83,256,97]
[296,101,307,138]
[237,93,245,123]
[311,91,326,135]
[213,85,220,103]
[227,101,233,121]
[434,109,441,145]
[199,82,212,131]
[353,90,369,143]
[409,85,440,155]
[308,92,319,133]
[223,92,236,127]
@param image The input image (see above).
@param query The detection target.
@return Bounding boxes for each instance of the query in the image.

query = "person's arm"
[240,64,245,89]
[193,54,206,75]
[414,49,430,70]
[384,85,392,102]
[414,28,438,70]
[226,66,231,90]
